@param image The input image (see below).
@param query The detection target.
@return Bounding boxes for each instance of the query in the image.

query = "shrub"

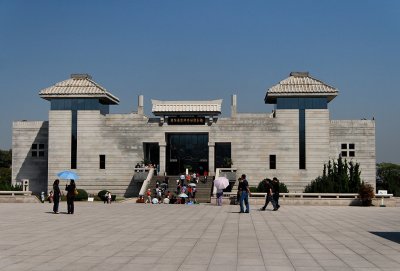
[98,190,110,198]
[304,157,361,193]
[249,186,258,193]
[0,182,22,191]
[256,179,271,193]
[279,182,289,193]
[358,182,375,206]
[256,179,289,193]
[75,189,88,201]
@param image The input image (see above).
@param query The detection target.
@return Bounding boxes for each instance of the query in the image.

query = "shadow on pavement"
[44,211,69,214]
[370,232,400,244]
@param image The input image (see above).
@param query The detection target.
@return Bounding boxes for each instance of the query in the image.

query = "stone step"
[147,175,213,203]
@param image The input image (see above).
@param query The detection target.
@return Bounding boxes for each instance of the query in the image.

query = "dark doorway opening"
[166,133,209,175]
[143,143,159,165]
[215,142,232,169]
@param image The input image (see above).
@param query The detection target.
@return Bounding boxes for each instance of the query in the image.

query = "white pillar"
[231,94,237,118]
[138,95,144,115]
[159,143,166,175]
[208,142,215,175]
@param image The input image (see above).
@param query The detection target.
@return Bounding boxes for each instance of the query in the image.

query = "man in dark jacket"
[272,177,280,210]
[65,179,76,214]
[238,174,251,213]
[260,179,278,211]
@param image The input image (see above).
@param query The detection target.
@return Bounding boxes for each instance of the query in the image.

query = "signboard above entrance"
[168,117,205,125]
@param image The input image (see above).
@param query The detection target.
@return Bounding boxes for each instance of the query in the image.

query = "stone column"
[138,95,144,115]
[231,94,237,118]
[159,142,166,175]
[208,142,215,175]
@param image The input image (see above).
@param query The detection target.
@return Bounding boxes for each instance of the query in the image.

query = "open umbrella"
[178,193,188,198]
[57,170,79,180]
[214,176,229,190]
[188,183,197,187]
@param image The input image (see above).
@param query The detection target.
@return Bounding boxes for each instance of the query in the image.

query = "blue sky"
[1,0,399,163]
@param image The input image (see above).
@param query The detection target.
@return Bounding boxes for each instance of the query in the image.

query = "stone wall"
[330,120,376,188]
[12,121,48,195]
[47,111,72,192]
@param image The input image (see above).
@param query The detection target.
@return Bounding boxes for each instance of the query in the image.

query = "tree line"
[0,149,12,190]
[304,156,400,197]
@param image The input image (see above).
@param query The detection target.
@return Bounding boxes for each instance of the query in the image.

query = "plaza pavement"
[1,201,400,271]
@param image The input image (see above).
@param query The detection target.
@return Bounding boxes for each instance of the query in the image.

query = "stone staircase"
[288,182,309,193]
[147,175,214,203]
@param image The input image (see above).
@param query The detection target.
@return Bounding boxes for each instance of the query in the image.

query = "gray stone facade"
[12,121,48,194]
[12,73,376,196]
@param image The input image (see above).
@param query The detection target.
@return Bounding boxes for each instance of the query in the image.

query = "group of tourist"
[134,163,162,175]
[51,179,76,214]
[50,173,281,214]
[141,173,199,205]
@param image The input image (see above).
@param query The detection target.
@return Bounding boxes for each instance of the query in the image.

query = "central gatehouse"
[12,72,376,197]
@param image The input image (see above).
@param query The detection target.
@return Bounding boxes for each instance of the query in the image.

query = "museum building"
[12,72,376,196]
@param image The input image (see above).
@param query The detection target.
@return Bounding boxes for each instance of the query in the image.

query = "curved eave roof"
[39,76,120,105]
[152,99,222,116]
[265,73,338,104]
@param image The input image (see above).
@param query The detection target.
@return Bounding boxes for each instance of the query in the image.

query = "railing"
[138,168,155,196]
[0,191,32,196]
[134,167,152,173]
[222,192,394,199]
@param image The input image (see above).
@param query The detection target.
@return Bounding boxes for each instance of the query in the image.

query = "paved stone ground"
[1,202,400,271]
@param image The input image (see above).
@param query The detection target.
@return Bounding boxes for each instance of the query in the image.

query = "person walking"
[65,179,76,214]
[216,188,223,206]
[192,186,196,203]
[239,174,250,213]
[236,177,242,205]
[179,174,185,186]
[107,191,112,204]
[260,179,278,211]
[52,179,61,214]
[272,177,280,210]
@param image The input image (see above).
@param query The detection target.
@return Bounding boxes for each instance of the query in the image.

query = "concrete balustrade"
[216,192,395,207]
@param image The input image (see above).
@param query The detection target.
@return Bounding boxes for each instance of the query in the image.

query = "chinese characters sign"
[167,117,205,125]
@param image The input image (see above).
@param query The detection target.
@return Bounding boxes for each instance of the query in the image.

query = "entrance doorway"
[166,133,209,175]
[143,143,159,165]
[215,142,232,169]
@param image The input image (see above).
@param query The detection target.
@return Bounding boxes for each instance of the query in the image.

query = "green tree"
[0,149,12,168]
[304,158,362,193]
[376,163,400,196]
[0,149,12,185]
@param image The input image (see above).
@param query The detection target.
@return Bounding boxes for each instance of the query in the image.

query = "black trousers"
[53,197,59,213]
[273,193,280,207]
[67,196,75,214]
[262,194,277,209]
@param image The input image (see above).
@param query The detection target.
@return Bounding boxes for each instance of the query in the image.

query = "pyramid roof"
[39,74,119,104]
[265,72,338,104]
